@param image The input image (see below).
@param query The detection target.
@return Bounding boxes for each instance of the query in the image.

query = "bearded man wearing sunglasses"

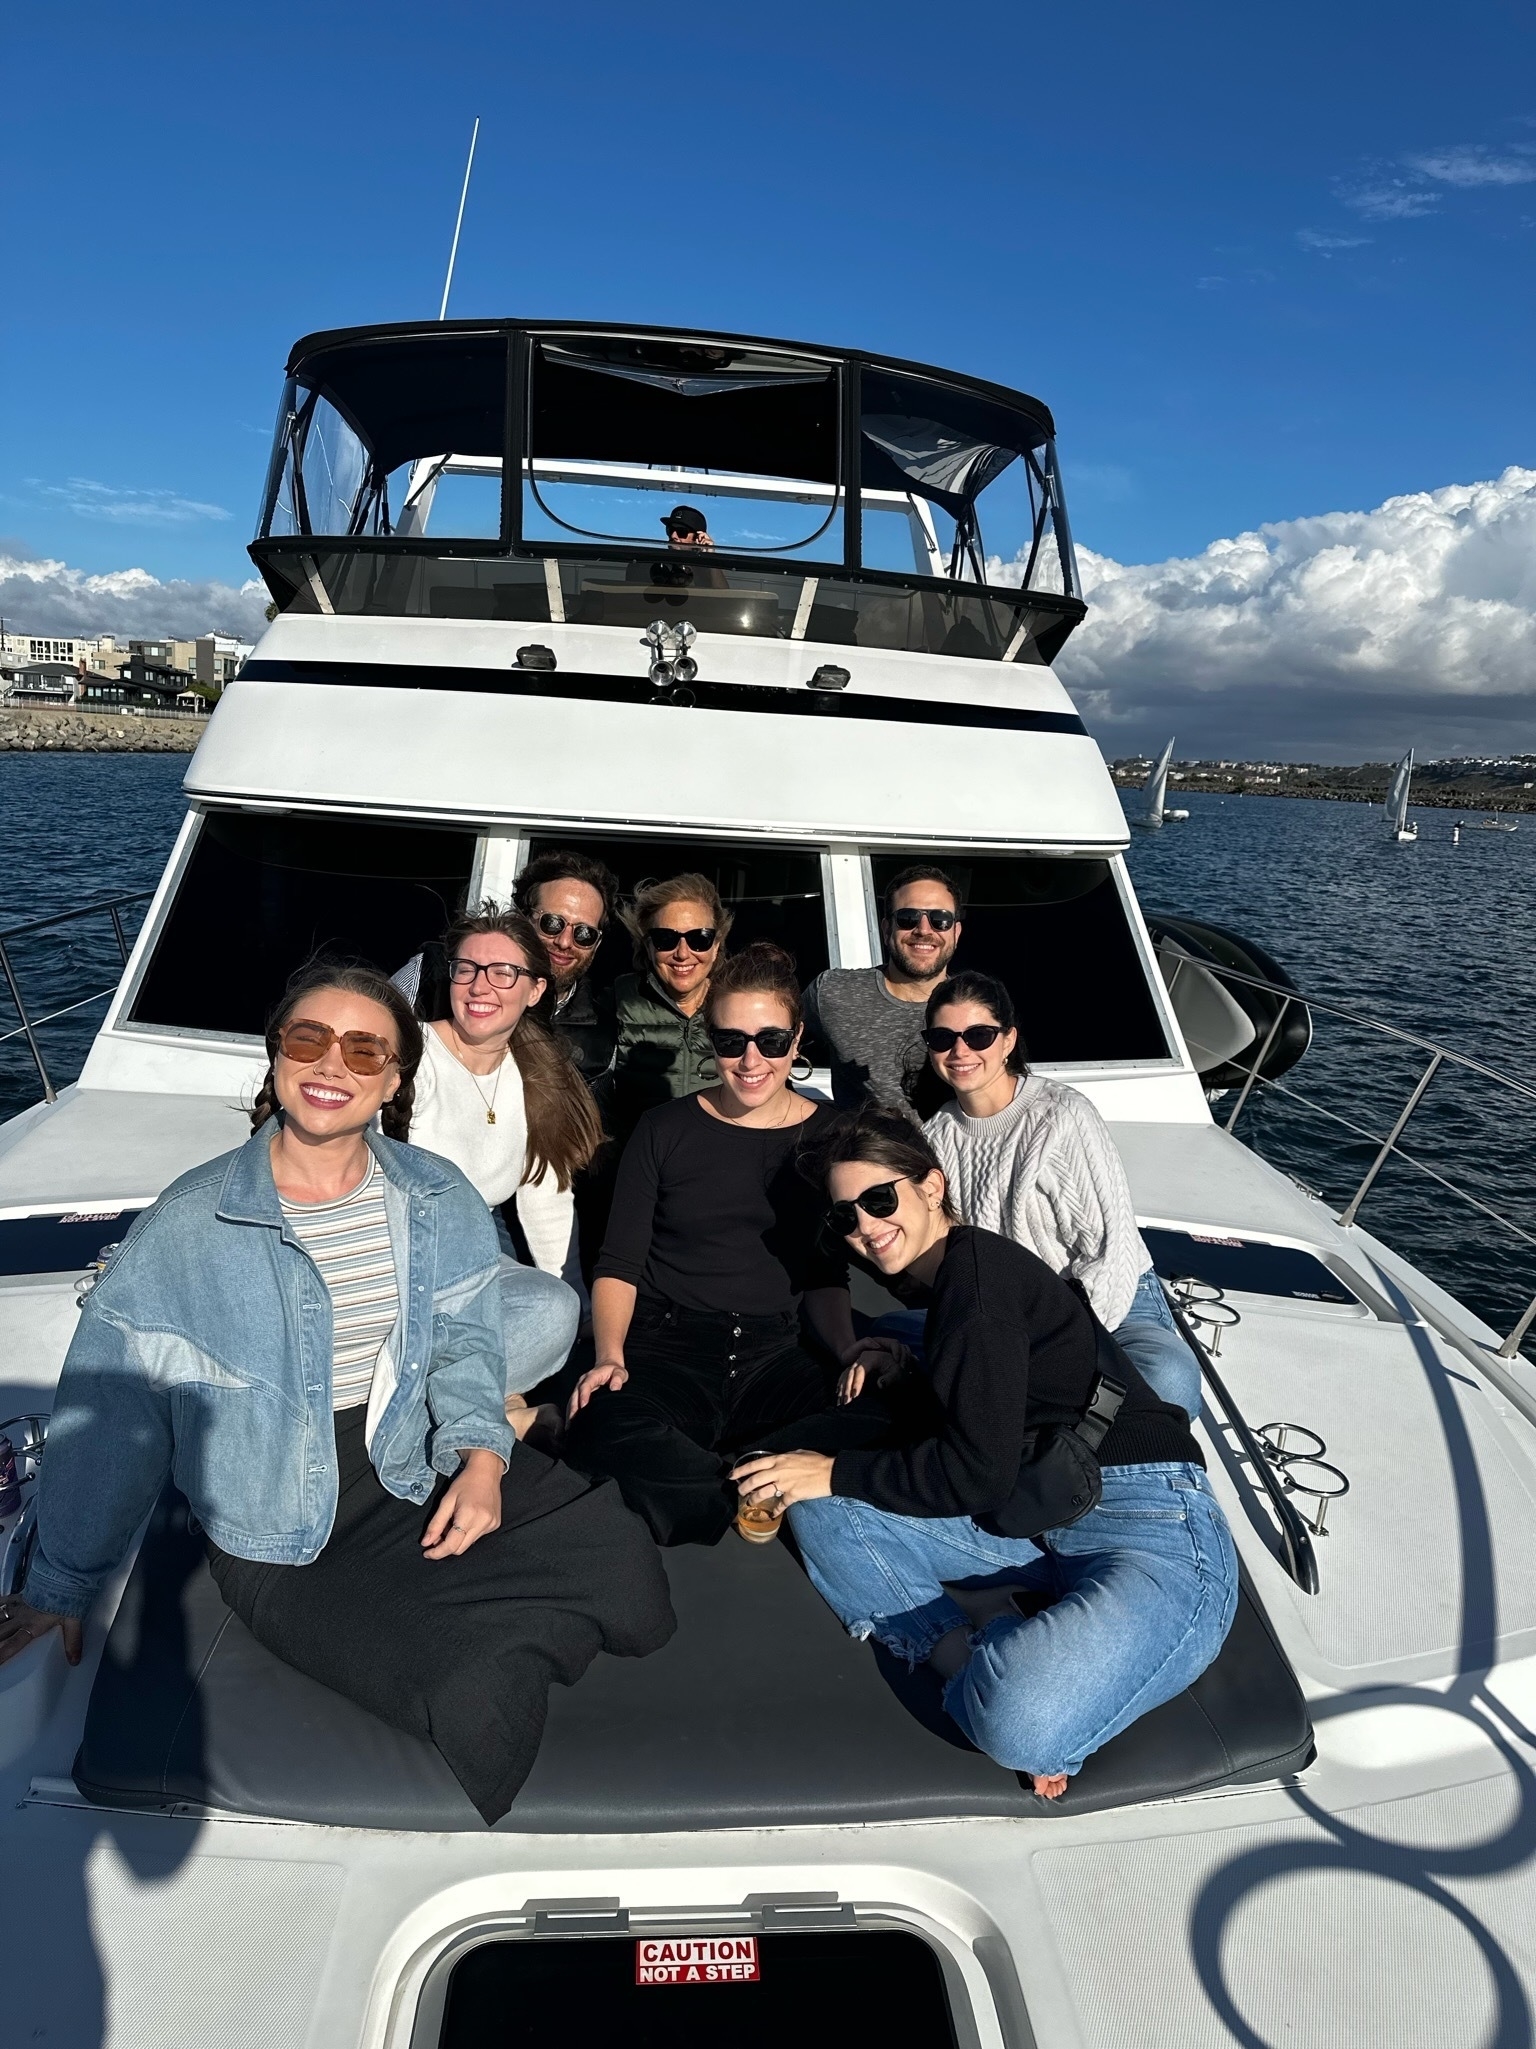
[802,866,964,1117]
[512,849,620,1088]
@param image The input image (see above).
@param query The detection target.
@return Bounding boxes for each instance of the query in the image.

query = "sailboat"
[1138,737,1189,826]
[1465,809,1519,833]
[1385,748,1417,842]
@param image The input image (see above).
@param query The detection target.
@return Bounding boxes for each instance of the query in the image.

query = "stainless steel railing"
[0,893,153,1104]
[1187,957,1536,1360]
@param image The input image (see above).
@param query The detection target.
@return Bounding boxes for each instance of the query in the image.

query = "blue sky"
[3,0,1534,754]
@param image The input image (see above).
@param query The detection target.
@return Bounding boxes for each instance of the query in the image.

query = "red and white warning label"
[634,1936,761,1986]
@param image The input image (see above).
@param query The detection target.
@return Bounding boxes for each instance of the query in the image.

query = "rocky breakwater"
[0,704,202,753]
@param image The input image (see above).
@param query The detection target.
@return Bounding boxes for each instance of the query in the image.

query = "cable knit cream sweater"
[923,1073,1150,1328]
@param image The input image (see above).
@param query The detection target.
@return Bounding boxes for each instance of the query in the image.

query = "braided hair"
[250,961,424,1142]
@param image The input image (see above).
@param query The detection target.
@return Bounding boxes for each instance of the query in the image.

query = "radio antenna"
[438,116,480,320]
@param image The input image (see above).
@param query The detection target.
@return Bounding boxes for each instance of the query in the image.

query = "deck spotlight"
[515,645,557,671]
[808,664,850,691]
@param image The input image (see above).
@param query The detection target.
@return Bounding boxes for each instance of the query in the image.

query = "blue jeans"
[789,1463,1238,1779]
[492,1207,580,1396]
[1114,1266,1202,1418]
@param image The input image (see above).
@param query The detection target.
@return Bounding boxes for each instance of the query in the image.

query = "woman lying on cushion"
[734,1108,1235,1800]
[0,962,673,1826]
[921,971,1200,1418]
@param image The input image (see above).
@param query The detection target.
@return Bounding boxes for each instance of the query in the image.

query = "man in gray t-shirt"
[802,866,963,1112]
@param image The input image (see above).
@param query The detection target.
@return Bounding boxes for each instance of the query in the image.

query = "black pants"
[563,1299,887,1547]
[209,1406,674,1825]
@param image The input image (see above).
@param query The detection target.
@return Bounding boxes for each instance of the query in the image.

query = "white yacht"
[4,319,1536,2049]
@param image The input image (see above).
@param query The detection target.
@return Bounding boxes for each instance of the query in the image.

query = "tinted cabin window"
[525,835,830,996]
[130,813,476,1037]
[439,1930,959,2049]
[870,853,1169,1063]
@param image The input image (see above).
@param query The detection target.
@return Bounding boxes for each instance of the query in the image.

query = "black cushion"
[75,1492,1312,1832]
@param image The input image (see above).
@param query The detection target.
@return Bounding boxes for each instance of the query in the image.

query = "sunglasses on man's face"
[892,906,957,932]
[537,912,603,949]
[922,1023,1004,1053]
[278,1019,398,1077]
[708,1026,796,1060]
[647,926,718,954]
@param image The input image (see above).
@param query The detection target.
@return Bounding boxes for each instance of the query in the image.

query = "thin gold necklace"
[443,1029,507,1125]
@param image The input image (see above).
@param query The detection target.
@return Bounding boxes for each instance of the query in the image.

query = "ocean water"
[1,757,1531,1346]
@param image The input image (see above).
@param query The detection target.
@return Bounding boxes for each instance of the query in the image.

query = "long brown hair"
[436,902,602,1190]
[250,962,423,1143]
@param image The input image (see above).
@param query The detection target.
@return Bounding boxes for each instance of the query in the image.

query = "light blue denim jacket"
[23,1124,514,1620]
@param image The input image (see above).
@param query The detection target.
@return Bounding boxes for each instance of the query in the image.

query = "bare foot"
[1031,1772,1069,1800]
[505,1399,562,1449]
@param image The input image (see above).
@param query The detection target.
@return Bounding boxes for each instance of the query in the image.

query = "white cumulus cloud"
[993,469,1536,758]
[0,548,269,640]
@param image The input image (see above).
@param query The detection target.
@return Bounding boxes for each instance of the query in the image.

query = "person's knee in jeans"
[1114,1267,1201,1417]
[501,1263,580,1440]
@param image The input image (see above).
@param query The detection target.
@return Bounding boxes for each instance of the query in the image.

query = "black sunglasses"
[537,911,603,949]
[648,925,718,953]
[922,1023,1004,1053]
[826,1177,912,1237]
[709,1026,796,1059]
[892,906,957,932]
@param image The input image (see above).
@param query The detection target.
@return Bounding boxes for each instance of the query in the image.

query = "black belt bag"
[978,1324,1129,1541]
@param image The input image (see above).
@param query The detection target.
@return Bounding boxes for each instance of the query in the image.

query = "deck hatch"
[435,1930,959,2049]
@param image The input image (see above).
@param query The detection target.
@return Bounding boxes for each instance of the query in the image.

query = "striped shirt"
[280,1157,401,1411]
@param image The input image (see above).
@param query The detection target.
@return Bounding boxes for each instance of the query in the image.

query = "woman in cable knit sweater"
[406,906,603,1434]
[920,972,1200,1417]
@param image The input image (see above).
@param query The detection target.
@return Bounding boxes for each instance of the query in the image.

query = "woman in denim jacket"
[0,963,673,1824]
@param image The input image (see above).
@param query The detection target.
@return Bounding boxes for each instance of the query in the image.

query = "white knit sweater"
[409,1026,578,1282]
[924,1073,1149,1328]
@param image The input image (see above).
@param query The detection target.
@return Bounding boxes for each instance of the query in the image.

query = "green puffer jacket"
[612,971,718,1136]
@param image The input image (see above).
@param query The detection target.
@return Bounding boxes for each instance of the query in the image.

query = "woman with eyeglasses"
[0,962,674,1823]
[734,1107,1235,1802]
[919,973,1200,1418]
[564,943,891,1547]
[609,872,731,1140]
[406,907,604,1436]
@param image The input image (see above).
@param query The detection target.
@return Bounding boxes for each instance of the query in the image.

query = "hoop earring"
[791,1054,814,1082]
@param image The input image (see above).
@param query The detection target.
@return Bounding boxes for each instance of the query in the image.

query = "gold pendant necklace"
[451,1039,505,1124]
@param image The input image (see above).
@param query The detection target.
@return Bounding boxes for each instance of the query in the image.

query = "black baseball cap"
[662,504,708,535]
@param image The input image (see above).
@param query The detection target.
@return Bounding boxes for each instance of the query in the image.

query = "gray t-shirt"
[803,966,931,1112]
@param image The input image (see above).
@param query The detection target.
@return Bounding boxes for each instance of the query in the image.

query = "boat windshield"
[257,324,1078,599]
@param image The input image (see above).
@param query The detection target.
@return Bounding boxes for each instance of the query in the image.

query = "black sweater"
[831,1225,1199,1520]
[596,1095,845,1314]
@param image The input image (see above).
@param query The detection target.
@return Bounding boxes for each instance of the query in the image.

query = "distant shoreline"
[1111,763,1536,814]
[0,703,200,754]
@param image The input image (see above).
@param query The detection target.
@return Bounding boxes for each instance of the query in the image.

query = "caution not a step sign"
[634,1936,761,1986]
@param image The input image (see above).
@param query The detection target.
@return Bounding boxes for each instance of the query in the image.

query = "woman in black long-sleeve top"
[564,944,888,1546]
[736,1107,1238,1799]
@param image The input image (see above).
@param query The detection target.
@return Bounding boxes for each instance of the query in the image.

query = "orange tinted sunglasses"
[278,1018,398,1076]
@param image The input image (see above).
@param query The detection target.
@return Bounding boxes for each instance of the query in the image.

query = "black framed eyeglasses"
[892,906,957,932]
[826,1178,912,1237]
[922,1023,1004,1053]
[708,1026,797,1060]
[537,912,603,949]
[647,925,718,954]
[449,958,539,989]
